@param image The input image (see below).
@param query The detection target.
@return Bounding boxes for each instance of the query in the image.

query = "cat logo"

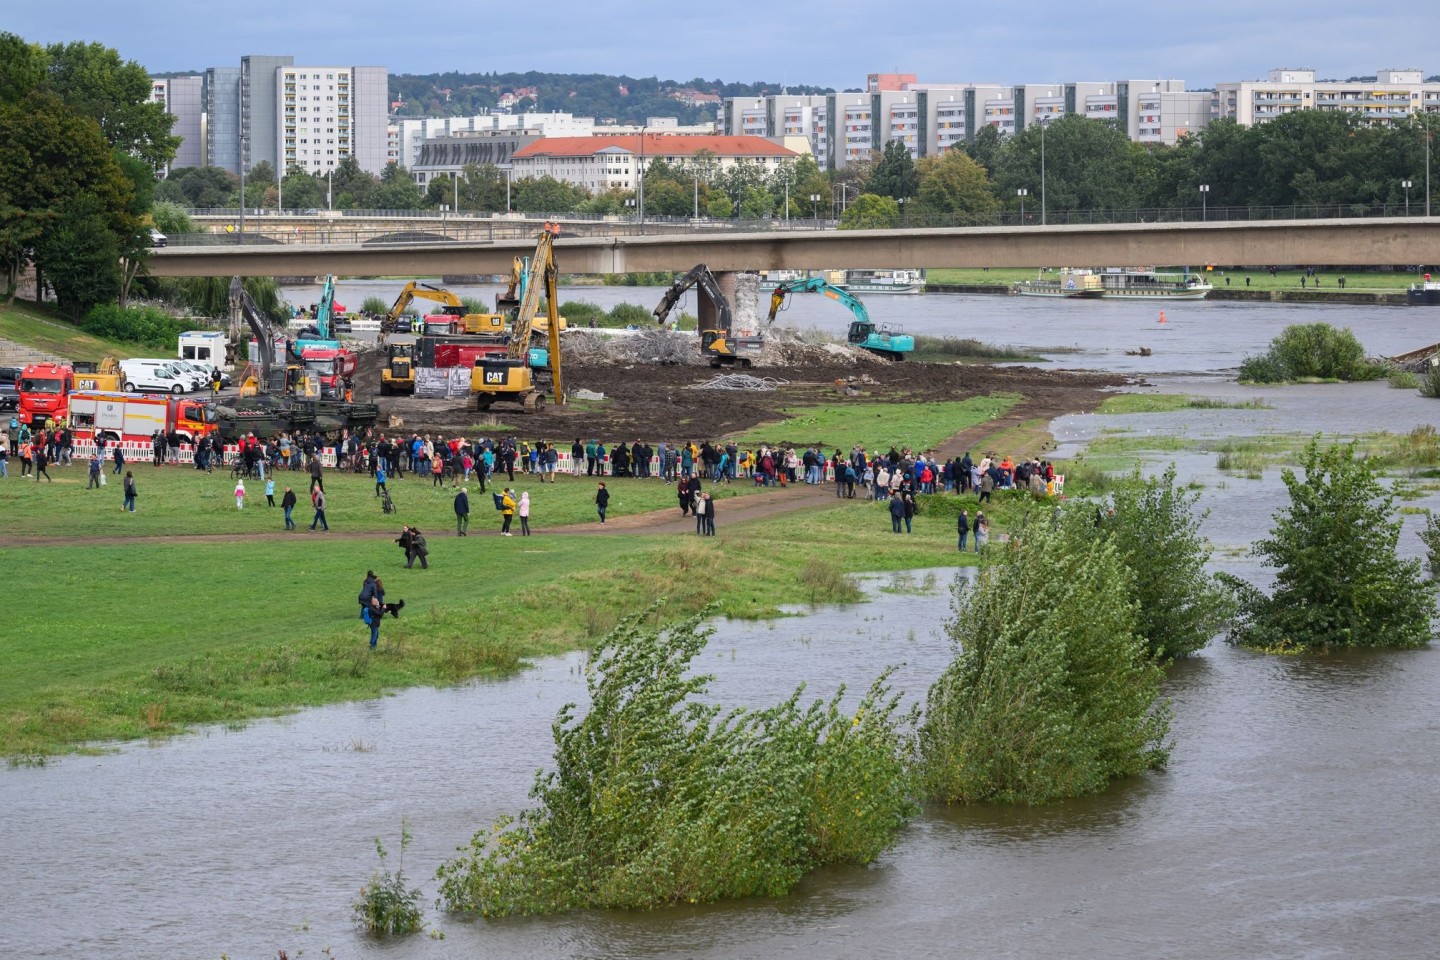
[484,369,506,385]
[77,378,99,390]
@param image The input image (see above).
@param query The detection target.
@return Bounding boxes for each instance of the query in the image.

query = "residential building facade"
[148,75,204,170]
[1214,67,1440,126]
[509,135,798,193]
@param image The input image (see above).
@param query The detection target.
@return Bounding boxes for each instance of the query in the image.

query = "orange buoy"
[1158,310,1167,324]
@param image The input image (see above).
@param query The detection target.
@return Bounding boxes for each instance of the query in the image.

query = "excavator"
[494,256,566,336]
[766,277,915,360]
[653,264,764,367]
[383,281,505,340]
[470,232,564,413]
[294,275,342,354]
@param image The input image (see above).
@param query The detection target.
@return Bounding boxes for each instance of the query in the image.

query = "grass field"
[926,268,1429,293]
[0,302,140,362]
[0,462,769,538]
[728,395,1021,452]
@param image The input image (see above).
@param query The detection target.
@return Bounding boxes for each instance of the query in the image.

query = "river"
[8,292,1440,958]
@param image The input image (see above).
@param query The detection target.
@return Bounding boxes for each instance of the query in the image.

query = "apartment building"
[509,134,798,193]
[1214,67,1440,125]
[148,75,204,170]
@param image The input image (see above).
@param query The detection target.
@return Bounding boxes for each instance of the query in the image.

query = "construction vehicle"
[380,342,415,396]
[470,231,564,413]
[293,275,342,354]
[15,358,125,428]
[298,345,358,399]
[68,391,216,446]
[384,281,506,340]
[767,277,915,360]
[654,264,763,367]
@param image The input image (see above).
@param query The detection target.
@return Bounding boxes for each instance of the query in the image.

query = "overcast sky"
[12,0,1434,90]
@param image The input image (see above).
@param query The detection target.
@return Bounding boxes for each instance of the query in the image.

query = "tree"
[1220,438,1437,650]
[920,514,1170,805]
[458,163,508,212]
[1100,466,1231,659]
[150,201,194,236]
[963,124,1003,176]
[838,193,900,230]
[155,166,237,208]
[36,195,122,320]
[44,41,179,167]
[990,115,1152,213]
[512,175,585,214]
[0,32,46,103]
[867,139,918,200]
[915,149,1000,222]
[279,169,326,210]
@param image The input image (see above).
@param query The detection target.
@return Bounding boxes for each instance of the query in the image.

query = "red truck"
[67,391,216,446]
[17,363,75,428]
[299,346,358,399]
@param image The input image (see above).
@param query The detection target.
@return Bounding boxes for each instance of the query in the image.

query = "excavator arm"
[383,281,467,340]
[766,277,870,327]
[653,264,733,334]
[315,275,336,340]
[229,276,276,393]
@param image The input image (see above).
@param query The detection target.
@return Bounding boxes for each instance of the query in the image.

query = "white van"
[119,359,192,395]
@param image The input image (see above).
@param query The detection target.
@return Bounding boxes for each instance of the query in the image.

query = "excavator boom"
[653,264,762,367]
[766,276,912,359]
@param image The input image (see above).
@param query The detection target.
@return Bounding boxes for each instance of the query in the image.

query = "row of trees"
[0,33,178,316]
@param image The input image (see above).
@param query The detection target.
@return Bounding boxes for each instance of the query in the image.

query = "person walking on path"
[34,444,53,482]
[595,481,610,524]
[87,453,102,489]
[974,511,989,554]
[359,571,385,650]
[282,486,297,530]
[957,509,970,552]
[889,492,904,533]
[265,477,275,507]
[310,485,329,531]
[122,471,137,512]
[406,527,429,569]
[518,491,531,536]
[703,493,716,536]
[500,487,516,535]
[454,487,470,536]
[234,478,246,509]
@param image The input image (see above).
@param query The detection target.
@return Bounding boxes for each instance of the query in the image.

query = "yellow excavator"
[383,281,505,339]
[495,256,567,336]
[470,232,564,413]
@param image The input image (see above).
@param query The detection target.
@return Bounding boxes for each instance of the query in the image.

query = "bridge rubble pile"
[758,326,882,367]
[562,329,706,366]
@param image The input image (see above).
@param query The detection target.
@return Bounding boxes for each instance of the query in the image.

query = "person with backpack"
[358,571,385,650]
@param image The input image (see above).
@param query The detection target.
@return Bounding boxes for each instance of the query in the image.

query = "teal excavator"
[766,277,914,360]
[294,274,342,354]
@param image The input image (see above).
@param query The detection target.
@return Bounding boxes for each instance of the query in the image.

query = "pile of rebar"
[686,373,789,391]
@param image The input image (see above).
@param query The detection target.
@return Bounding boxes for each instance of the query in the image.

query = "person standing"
[431,453,445,487]
[902,493,915,533]
[34,444,52,482]
[87,452,102,489]
[500,487,516,535]
[957,509,970,552]
[572,438,585,477]
[519,490,531,536]
[375,463,388,498]
[974,511,989,553]
[358,571,385,650]
[889,492,904,533]
[693,488,706,534]
[595,481,610,524]
[282,486,297,530]
[703,493,715,536]
[265,477,275,507]
[308,455,324,494]
[310,485,329,531]
[234,478,246,509]
[407,527,429,569]
[122,471,137,512]
[454,487,470,536]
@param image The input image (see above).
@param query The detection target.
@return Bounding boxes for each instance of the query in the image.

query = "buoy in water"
[1158,310,1167,324]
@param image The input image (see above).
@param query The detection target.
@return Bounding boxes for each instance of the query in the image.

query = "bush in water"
[436,609,916,916]
[1219,437,1437,651]
[1418,365,1440,399]
[353,819,425,936]
[1238,322,1385,383]
[360,295,389,316]
[919,513,1170,805]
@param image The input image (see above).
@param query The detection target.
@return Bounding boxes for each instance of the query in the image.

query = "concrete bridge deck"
[149,218,1440,277]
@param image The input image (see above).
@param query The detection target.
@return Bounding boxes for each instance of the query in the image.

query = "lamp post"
[505,167,512,212]
[1039,116,1051,226]
[693,172,699,219]
[810,192,821,223]
[441,203,448,236]
[636,124,649,229]
[327,169,333,211]
[278,164,283,213]
[1199,184,1210,221]
[1404,179,1413,216]
[1016,187,1028,223]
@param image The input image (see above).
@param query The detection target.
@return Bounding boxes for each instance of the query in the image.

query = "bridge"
[149,219,1440,278]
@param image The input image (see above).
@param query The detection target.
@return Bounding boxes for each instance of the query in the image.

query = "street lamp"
[1016,187,1028,223]
[1404,179,1413,216]
[1039,115,1052,226]
[897,196,907,226]
[693,172,700,219]
[810,192,821,223]
[1199,184,1210,221]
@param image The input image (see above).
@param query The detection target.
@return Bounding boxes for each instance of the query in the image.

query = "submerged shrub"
[353,820,425,935]
[436,610,916,916]
[1419,364,1440,399]
[1239,322,1383,383]
[919,514,1170,805]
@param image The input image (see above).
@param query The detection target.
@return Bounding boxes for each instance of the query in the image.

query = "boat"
[1012,268,1105,299]
[1013,267,1211,300]
[1095,267,1211,300]
[758,269,809,291]
[1407,274,1440,305]
[843,269,925,294]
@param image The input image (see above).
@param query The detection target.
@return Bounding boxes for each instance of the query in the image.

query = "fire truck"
[67,391,216,446]
[297,346,358,399]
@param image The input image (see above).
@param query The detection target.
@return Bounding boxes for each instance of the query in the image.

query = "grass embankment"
[1,496,978,757]
[926,267,1428,293]
[0,464,767,539]
[729,394,1021,452]
[0,302,140,362]
[1096,394,1271,415]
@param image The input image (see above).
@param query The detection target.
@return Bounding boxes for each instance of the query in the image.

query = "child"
[265,477,275,507]
[234,478,245,509]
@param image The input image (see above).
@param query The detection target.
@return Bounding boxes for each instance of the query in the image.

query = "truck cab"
[299,346,358,399]
[17,363,74,427]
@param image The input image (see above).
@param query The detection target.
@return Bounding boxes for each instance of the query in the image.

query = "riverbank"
[925,283,1409,304]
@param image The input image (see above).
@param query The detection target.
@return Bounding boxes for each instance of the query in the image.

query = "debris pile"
[686,373,789,392]
[563,329,706,366]
[758,326,883,367]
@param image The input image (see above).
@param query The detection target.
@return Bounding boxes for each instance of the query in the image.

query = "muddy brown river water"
[7,294,1440,959]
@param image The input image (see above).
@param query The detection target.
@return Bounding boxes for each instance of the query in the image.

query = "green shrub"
[360,296,389,315]
[607,302,652,327]
[1389,370,1420,389]
[436,610,916,916]
[918,514,1170,805]
[1219,437,1437,650]
[1237,353,1287,384]
[1419,512,1440,579]
[558,300,605,326]
[1240,322,1384,383]
[81,304,188,349]
[353,820,425,935]
[1419,365,1440,399]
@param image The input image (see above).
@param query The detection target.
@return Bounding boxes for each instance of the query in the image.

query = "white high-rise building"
[277,65,389,176]
[1214,67,1440,126]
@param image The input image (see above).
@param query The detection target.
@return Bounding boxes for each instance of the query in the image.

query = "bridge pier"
[709,272,761,334]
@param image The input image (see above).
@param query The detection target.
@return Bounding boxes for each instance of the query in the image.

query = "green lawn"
[728,395,1022,452]
[0,461,766,538]
[0,302,140,362]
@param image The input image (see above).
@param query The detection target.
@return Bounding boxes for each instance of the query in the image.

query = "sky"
[11,0,1437,91]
